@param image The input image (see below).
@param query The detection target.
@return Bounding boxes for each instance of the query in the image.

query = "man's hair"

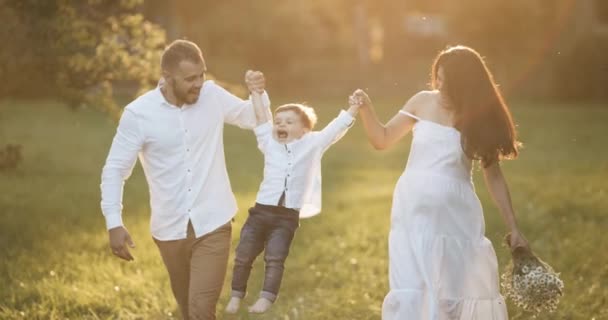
[161,40,204,71]
[274,103,318,130]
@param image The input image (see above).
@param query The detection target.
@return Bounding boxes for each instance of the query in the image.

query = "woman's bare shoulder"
[403,90,439,113]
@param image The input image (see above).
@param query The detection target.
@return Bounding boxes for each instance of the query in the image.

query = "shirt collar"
[153,81,210,110]
[277,132,311,148]
[151,86,176,109]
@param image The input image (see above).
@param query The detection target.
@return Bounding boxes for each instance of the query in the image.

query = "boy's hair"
[161,40,205,71]
[274,103,318,130]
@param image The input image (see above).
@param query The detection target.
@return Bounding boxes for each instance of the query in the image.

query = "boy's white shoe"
[248,297,273,313]
[225,297,241,314]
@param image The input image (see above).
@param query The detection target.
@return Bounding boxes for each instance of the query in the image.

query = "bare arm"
[251,91,271,125]
[482,162,529,250]
[353,89,419,150]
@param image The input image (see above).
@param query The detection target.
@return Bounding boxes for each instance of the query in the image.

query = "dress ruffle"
[383,289,508,320]
[383,219,508,319]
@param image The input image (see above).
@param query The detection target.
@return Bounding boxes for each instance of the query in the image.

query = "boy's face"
[273,110,309,144]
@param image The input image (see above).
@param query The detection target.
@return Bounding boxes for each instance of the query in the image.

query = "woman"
[352,45,528,319]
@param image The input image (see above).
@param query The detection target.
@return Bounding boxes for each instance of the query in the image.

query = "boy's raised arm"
[252,91,271,125]
[315,101,359,152]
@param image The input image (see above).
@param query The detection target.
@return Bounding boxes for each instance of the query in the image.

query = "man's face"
[166,60,206,105]
[273,110,309,144]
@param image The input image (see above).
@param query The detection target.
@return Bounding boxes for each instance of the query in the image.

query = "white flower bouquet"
[500,234,564,316]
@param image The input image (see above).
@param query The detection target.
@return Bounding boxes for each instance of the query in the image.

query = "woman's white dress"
[382,110,508,320]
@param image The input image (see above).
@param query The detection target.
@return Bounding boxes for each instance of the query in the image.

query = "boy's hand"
[350,89,372,108]
[347,90,365,117]
[245,70,265,94]
[348,94,360,109]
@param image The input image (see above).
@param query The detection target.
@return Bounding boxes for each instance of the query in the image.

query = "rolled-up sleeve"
[100,108,144,230]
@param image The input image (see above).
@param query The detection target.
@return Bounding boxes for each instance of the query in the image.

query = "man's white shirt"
[100,80,269,241]
[253,110,355,218]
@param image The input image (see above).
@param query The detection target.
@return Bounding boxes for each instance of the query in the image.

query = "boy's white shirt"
[100,80,271,241]
[253,110,355,218]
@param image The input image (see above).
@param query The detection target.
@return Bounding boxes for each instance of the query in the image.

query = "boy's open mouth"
[277,129,288,139]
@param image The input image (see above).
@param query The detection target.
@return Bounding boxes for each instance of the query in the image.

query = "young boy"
[225,92,360,314]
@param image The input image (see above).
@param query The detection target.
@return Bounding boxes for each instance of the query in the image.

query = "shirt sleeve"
[100,108,144,230]
[253,121,273,153]
[313,110,355,152]
[212,82,271,129]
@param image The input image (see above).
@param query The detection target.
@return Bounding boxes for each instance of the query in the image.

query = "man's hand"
[350,89,372,108]
[245,70,265,94]
[109,226,136,261]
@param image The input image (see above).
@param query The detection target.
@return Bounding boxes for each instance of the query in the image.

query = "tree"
[0,0,166,119]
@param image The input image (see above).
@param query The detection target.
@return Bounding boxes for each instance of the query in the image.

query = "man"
[100,39,267,319]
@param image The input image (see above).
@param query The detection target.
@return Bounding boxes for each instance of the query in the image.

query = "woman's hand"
[508,228,529,251]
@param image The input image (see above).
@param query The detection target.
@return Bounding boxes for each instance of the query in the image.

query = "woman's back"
[402,91,473,183]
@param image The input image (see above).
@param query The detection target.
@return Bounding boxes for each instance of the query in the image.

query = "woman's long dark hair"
[431,46,520,167]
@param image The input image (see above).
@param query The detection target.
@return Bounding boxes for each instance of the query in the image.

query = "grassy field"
[1,97,607,320]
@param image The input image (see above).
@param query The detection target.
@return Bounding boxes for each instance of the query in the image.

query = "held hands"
[245,70,265,94]
[109,226,136,261]
[349,89,372,109]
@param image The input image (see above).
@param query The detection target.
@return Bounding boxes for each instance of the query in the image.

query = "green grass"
[0,97,607,319]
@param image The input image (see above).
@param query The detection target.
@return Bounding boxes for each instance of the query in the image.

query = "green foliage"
[0,0,166,119]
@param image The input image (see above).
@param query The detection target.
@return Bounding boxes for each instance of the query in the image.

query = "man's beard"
[173,81,199,105]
